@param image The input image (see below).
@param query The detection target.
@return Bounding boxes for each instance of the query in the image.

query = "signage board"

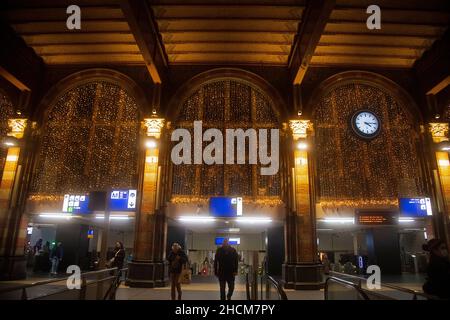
[62,194,91,214]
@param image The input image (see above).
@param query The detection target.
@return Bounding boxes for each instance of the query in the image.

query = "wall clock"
[351,110,381,139]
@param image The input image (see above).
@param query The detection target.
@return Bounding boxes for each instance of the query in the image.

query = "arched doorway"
[165,69,287,281]
[27,70,146,273]
[310,71,429,275]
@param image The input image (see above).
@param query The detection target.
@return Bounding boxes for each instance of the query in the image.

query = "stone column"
[127,117,168,287]
[0,118,31,280]
[283,119,323,290]
[428,122,450,250]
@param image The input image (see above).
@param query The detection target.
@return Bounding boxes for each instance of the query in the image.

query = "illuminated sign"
[209,197,243,217]
[87,228,94,239]
[355,211,397,225]
[109,189,137,211]
[399,198,432,217]
[215,237,240,245]
[62,194,91,214]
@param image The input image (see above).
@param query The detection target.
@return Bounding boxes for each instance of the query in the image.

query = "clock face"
[351,110,381,139]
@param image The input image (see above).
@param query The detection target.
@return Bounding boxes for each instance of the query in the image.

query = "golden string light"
[172,79,281,198]
[314,83,424,208]
[32,81,140,195]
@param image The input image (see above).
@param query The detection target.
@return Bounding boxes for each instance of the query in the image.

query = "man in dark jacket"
[422,238,450,299]
[167,243,188,300]
[50,242,63,275]
[214,238,239,300]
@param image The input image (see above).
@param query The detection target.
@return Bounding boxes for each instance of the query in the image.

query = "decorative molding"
[429,122,449,142]
[7,118,27,139]
[289,119,312,139]
[143,118,165,139]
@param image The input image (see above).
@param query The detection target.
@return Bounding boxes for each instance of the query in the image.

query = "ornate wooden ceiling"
[1,0,449,71]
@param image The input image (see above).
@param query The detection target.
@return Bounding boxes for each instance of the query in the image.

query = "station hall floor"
[0,273,426,300]
[115,275,325,300]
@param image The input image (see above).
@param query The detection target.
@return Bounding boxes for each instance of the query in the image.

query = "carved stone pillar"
[127,117,168,287]
[428,122,450,250]
[283,119,323,290]
[0,118,33,280]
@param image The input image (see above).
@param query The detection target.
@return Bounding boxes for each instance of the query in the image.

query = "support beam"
[288,0,335,85]
[415,29,450,95]
[120,0,168,84]
[0,21,43,92]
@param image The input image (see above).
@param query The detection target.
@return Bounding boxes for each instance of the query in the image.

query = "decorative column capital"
[142,117,165,139]
[289,119,312,140]
[7,118,28,139]
[429,122,449,143]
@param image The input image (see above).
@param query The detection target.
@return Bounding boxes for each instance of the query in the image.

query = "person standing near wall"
[214,238,239,300]
[422,239,450,299]
[50,242,63,275]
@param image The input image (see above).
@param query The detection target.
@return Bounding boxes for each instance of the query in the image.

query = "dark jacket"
[111,248,125,269]
[214,246,238,280]
[423,254,450,299]
[50,245,63,260]
[167,250,188,274]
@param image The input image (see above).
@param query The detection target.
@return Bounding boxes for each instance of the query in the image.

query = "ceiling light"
[322,217,355,224]
[178,216,216,223]
[235,217,272,224]
[39,213,73,219]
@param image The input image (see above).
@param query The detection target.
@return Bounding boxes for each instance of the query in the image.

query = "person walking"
[422,238,450,299]
[50,242,63,275]
[214,238,239,300]
[167,243,188,300]
[108,241,126,276]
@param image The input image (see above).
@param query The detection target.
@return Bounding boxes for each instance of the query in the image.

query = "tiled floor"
[117,276,248,300]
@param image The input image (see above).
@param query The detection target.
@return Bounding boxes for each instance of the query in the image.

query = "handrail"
[325,276,370,300]
[0,267,126,300]
[0,267,119,294]
[265,274,288,300]
[246,271,287,300]
[329,271,437,300]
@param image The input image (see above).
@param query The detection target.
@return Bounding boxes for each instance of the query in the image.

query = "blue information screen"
[399,198,432,217]
[62,194,91,214]
[209,197,242,217]
[215,237,240,245]
[108,189,137,212]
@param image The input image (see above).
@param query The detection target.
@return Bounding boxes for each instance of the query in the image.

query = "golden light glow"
[170,195,283,206]
[0,147,20,202]
[7,118,27,139]
[143,118,165,139]
[289,119,311,140]
[429,122,449,143]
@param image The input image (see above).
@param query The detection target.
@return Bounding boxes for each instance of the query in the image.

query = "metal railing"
[245,268,287,300]
[0,268,127,300]
[327,271,439,300]
[325,276,370,300]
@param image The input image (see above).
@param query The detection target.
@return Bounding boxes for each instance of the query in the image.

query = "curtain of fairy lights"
[314,82,424,208]
[0,91,15,179]
[32,81,140,194]
[172,79,280,198]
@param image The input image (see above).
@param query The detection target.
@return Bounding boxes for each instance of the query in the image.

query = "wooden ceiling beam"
[414,29,450,95]
[12,20,130,34]
[1,7,124,22]
[152,5,304,19]
[330,8,450,25]
[289,0,335,85]
[319,34,434,48]
[120,0,168,84]
[156,18,300,32]
[42,53,144,64]
[310,55,415,68]
[22,33,136,45]
[33,43,141,55]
